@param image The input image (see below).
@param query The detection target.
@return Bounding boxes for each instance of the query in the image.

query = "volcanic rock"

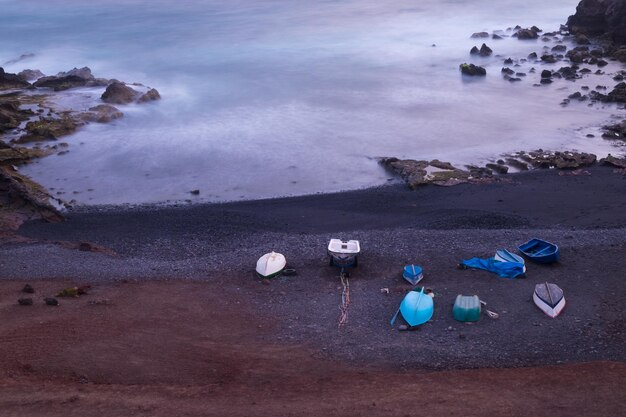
[614,48,626,62]
[101,82,139,104]
[567,0,626,44]
[0,101,34,133]
[17,117,80,143]
[138,88,161,103]
[602,120,626,139]
[379,158,472,188]
[600,154,626,167]
[459,63,486,76]
[514,28,540,39]
[17,69,45,81]
[79,105,123,123]
[479,43,493,56]
[44,297,59,306]
[34,67,96,91]
[0,68,31,90]
[525,150,597,169]
[540,54,557,63]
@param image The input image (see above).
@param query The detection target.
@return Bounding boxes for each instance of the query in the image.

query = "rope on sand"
[338,268,350,327]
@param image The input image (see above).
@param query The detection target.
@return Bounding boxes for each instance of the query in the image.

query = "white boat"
[533,282,565,318]
[494,248,526,273]
[328,239,360,268]
[256,252,286,278]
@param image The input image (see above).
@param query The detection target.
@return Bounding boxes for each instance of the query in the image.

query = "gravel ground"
[1,166,625,371]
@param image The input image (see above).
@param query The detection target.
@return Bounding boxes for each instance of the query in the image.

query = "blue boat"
[402,264,424,285]
[390,287,434,327]
[518,238,560,264]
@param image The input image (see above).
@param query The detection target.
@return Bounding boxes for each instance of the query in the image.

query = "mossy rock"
[17,117,81,143]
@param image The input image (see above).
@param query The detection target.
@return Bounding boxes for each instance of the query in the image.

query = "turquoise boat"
[390,287,434,327]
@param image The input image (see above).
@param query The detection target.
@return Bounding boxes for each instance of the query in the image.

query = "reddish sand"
[0,280,623,417]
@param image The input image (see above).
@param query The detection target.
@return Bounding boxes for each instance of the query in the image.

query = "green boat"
[453,295,481,322]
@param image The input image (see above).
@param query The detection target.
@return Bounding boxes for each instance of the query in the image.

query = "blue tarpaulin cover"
[461,257,525,278]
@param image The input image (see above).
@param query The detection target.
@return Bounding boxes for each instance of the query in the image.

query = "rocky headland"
[385,0,626,189]
[0,65,160,236]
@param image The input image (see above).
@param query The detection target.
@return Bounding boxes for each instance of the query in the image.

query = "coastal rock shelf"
[379,150,624,189]
[0,65,161,233]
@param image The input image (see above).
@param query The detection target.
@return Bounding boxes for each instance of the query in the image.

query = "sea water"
[1,0,624,204]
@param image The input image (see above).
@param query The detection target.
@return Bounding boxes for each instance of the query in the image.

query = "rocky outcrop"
[0,68,31,90]
[0,165,63,233]
[138,88,161,103]
[17,69,45,81]
[16,117,81,143]
[513,27,540,40]
[79,104,123,123]
[470,43,493,56]
[0,101,34,133]
[518,150,597,169]
[101,82,161,104]
[34,67,108,91]
[590,82,626,102]
[600,154,626,168]
[101,81,139,104]
[380,158,474,188]
[459,63,486,76]
[567,0,626,44]
[602,119,626,140]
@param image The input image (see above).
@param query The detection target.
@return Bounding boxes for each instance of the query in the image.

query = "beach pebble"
[18,298,33,306]
[44,297,59,306]
[22,284,35,293]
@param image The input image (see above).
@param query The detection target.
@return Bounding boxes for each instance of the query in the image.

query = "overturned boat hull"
[495,249,526,273]
[256,251,286,278]
[392,288,434,327]
[533,282,565,318]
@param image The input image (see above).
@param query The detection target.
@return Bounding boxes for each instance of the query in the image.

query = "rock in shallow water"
[459,63,486,76]
[101,81,139,104]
